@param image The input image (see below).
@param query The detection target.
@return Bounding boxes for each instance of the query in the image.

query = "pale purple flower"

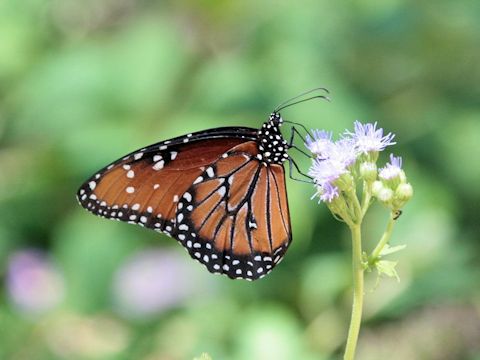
[308,157,346,203]
[308,137,358,203]
[309,157,347,185]
[326,138,358,167]
[308,137,357,182]
[320,182,340,202]
[305,130,333,156]
[379,154,403,180]
[347,121,396,154]
[6,249,65,315]
[112,249,214,319]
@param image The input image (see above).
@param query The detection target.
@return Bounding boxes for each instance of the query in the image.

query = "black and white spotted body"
[256,112,289,165]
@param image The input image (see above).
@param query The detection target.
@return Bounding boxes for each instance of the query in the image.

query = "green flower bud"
[395,183,413,201]
[337,172,355,191]
[368,151,379,163]
[360,162,377,182]
[372,180,384,197]
[377,187,393,203]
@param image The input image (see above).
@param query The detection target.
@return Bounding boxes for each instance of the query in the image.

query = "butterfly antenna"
[275,95,331,112]
[274,87,330,112]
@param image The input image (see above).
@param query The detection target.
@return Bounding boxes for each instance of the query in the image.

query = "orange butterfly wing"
[77,131,292,281]
[176,142,292,280]
[77,134,252,236]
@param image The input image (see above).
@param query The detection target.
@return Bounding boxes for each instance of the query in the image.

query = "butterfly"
[76,89,329,280]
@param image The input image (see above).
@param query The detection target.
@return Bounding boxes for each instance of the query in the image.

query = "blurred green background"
[1,1,479,359]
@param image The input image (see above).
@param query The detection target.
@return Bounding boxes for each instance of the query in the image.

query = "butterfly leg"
[284,120,313,138]
[288,157,314,184]
[287,126,313,159]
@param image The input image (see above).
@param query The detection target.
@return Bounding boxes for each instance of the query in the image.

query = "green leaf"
[376,260,400,282]
[379,244,406,256]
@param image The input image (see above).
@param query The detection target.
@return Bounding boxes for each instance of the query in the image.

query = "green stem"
[343,224,364,360]
[368,213,396,265]
[361,181,372,217]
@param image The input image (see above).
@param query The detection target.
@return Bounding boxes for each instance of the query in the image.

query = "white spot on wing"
[218,186,226,197]
[153,160,164,170]
[126,186,135,194]
[206,167,214,178]
[183,192,192,202]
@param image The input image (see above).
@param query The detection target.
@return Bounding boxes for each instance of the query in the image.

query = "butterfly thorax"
[256,112,289,165]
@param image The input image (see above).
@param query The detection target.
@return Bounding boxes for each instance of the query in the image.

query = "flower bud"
[379,154,404,189]
[395,183,413,201]
[337,173,354,191]
[377,187,393,203]
[360,162,377,182]
[372,181,384,197]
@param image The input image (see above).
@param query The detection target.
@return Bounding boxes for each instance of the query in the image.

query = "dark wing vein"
[198,195,225,232]
[196,182,225,208]
[266,169,273,252]
[234,163,262,213]
[270,169,289,236]
[229,214,236,254]
[245,201,254,252]
[196,155,255,208]
[222,153,255,177]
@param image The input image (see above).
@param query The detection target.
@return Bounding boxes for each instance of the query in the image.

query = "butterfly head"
[269,111,283,126]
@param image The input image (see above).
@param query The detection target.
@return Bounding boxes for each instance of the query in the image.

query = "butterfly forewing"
[77,131,255,236]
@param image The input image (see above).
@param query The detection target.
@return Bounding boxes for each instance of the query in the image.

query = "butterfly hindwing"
[174,141,292,280]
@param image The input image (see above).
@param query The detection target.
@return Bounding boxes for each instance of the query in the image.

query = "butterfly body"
[77,112,292,280]
[256,112,289,165]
